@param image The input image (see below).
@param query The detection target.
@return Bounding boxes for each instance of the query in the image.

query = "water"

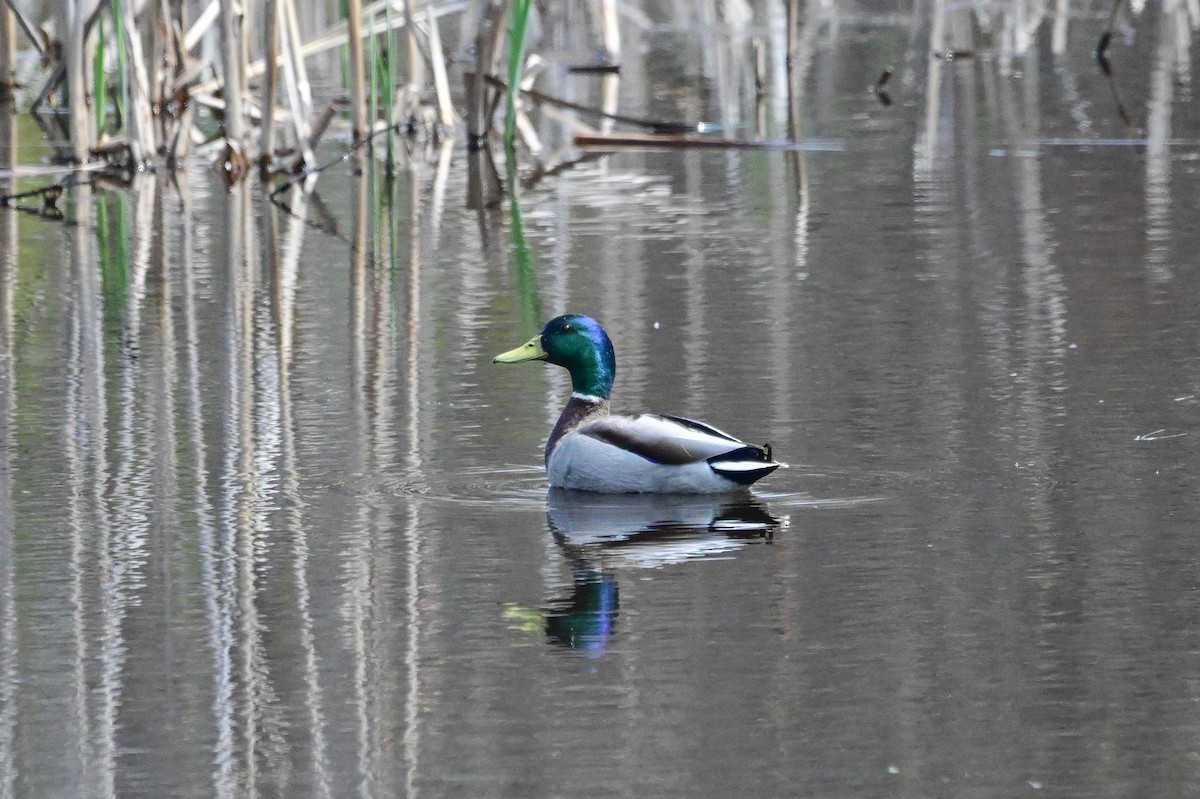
[4,3,1200,797]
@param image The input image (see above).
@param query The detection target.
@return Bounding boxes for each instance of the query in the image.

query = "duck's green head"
[492,314,616,399]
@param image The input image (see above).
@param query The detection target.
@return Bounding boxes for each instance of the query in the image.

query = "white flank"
[548,430,753,493]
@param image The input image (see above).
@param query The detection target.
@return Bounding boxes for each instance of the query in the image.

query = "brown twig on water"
[521,149,603,191]
[872,66,893,106]
[0,183,60,206]
[572,132,825,151]
[1091,0,1134,128]
[267,119,409,200]
[1099,59,1134,128]
[305,99,347,153]
[751,37,767,96]
[266,182,353,245]
[0,167,110,215]
[484,74,698,134]
[1096,0,1128,70]
[566,64,620,75]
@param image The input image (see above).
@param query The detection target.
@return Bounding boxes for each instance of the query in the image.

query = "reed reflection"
[266,183,333,796]
[65,179,115,797]
[1144,0,1192,281]
[0,94,15,799]
[534,490,781,655]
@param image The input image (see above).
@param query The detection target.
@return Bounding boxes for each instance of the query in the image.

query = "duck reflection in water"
[535,490,782,655]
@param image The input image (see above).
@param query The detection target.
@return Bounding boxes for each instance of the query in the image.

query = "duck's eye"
[561,323,573,332]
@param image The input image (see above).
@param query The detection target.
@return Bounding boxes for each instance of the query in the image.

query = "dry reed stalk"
[464,0,506,208]
[279,0,314,155]
[149,0,171,144]
[66,0,91,162]
[306,100,339,150]
[260,0,279,171]
[465,0,506,144]
[218,0,247,146]
[0,3,13,104]
[30,61,63,115]
[344,0,367,144]
[120,0,158,163]
[599,0,619,59]
[2,0,42,58]
[147,1,164,122]
[167,2,188,74]
[192,0,465,99]
[785,0,801,141]
[513,58,544,155]
[166,95,197,168]
[405,0,426,102]
[752,36,767,96]
[184,1,219,52]
[425,9,454,127]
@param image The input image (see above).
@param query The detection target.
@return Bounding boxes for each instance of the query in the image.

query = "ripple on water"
[333,464,550,509]
[752,464,899,509]
[334,463,899,511]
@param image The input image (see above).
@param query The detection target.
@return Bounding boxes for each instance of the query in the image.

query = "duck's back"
[548,412,781,493]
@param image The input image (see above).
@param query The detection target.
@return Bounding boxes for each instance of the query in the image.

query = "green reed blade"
[110,0,129,134]
[504,0,532,157]
[93,23,106,133]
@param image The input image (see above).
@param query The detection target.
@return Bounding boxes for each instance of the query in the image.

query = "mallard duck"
[493,314,784,493]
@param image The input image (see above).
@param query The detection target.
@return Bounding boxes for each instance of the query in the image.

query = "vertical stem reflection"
[273,185,333,797]
[402,165,423,799]
[345,169,376,795]
[0,99,16,799]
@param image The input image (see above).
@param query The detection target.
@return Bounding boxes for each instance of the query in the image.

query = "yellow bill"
[492,335,546,364]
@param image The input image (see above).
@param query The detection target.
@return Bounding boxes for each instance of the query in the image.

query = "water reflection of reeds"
[2,2,1200,795]
[0,96,16,799]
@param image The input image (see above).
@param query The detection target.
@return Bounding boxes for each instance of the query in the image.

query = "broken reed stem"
[67,0,91,162]
[3,0,42,58]
[345,0,367,144]
[261,0,279,171]
[166,98,196,168]
[426,9,454,128]
[120,0,157,163]
[146,0,162,137]
[483,74,695,133]
[184,1,219,53]
[599,0,619,59]
[280,0,315,166]
[218,0,246,146]
[404,0,425,98]
[0,3,14,104]
[307,101,340,151]
[785,0,802,142]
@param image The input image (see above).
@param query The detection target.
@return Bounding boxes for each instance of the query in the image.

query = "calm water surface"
[3,5,1200,798]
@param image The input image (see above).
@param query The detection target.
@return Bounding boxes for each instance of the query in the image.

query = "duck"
[492,314,784,493]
